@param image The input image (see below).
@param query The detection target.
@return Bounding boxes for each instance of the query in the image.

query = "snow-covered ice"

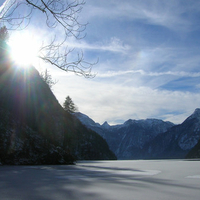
[0,160,200,200]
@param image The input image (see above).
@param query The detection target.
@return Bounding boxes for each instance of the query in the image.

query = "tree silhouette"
[40,69,58,89]
[0,26,9,59]
[0,26,8,41]
[63,96,78,113]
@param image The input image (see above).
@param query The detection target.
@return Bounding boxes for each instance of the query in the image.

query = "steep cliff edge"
[0,50,116,164]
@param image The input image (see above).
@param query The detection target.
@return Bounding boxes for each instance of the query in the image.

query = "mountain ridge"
[144,108,200,158]
[74,112,175,159]
[74,109,200,159]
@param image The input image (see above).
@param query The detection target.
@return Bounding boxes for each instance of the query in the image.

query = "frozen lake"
[0,160,200,200]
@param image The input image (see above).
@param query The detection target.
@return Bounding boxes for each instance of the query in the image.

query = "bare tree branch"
[39,39,97,78]
[0,0,96,77]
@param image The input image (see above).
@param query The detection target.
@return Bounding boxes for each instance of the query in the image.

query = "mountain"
[74,112,174,159]
[144,108,200,159]
[75,109,200,160]
[186,140,200,159]
[0,46,116,165]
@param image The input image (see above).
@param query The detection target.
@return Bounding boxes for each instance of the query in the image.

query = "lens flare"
[9,31,40,67]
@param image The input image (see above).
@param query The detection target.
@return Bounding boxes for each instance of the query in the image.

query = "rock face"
[0,51,116,165]
[75,109,200,159]
[144,108,200,159]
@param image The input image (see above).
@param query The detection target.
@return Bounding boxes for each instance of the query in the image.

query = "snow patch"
[186,175,200,179]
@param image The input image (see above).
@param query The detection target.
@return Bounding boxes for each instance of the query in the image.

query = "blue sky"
[2,0,200,125]
[52,0,200,125]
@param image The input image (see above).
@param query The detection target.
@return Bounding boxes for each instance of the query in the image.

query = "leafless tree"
[0,0,96,77]
[40,69,58,89]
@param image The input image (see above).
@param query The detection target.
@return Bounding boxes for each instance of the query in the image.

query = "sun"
[9,31,41,67]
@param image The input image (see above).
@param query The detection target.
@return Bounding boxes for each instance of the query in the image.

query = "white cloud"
[97,69,200,78]
[65,37,130,54]
[53,74,200,125]
[0,0,15,18]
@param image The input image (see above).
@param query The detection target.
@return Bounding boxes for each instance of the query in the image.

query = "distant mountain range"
[74,109,200,159]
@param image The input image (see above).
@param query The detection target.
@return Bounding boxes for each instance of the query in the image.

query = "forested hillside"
[0,41,116,165]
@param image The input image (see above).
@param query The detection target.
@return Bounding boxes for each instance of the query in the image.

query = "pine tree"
[0,26,9,41]
[63,96,78,113]
[0,26,10,67]
[0,26,9,58]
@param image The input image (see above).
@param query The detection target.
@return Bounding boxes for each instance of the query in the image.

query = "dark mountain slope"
[186,139,200,159]
[74,112,174,159]
[75,110,200,159]
[0,49,116,164]
[144,108,200,159]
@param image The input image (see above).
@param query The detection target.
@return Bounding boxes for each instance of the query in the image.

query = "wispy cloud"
[66,37,131,54]
[0,0,15,18]
[84,0,200,32]
[97,70,200,78]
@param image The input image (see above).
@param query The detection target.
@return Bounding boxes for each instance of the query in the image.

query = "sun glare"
[9,32,40,67]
